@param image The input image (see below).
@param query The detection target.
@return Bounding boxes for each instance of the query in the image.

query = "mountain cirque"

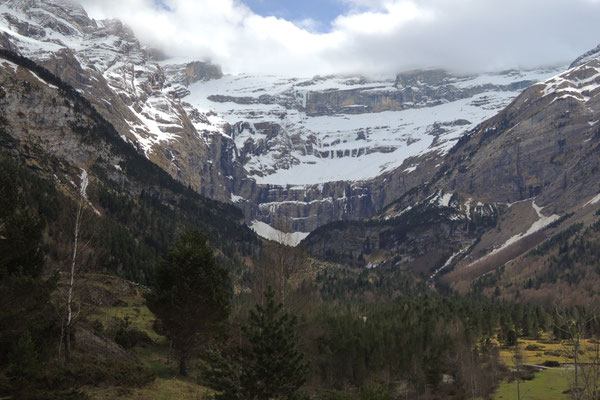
[4,0,597,267]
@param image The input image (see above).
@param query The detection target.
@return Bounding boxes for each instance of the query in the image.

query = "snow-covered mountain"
[184,69,561,186]
[303,49,600,283]
[0,0,567,242]
[0,0,236,201]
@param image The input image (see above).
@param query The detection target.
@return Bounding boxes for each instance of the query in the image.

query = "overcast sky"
[76,0,600,77]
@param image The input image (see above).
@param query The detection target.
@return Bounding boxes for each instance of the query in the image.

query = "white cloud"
[76,0,600,77]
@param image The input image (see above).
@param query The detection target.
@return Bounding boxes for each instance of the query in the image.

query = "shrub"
[41,360,155,389]
[91,320,104,336]
[543,360,560,367]
[544,350,561,357]
[359,383,392,400]
[525,344,544,351]
[7,331,42,387]
[114,326,153,350]
[110,317,153,349]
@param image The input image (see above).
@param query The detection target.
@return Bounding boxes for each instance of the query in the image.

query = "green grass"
[494,368,569,400]
[81,274,213,399]
[86,377,212,399]
[86,274,162,342]
[497,335,599,366]
[97,304,162,342]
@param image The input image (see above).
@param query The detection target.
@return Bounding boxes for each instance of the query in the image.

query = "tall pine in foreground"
[145,230,230,376]
[241,287,309,399]
[204,286,309,399]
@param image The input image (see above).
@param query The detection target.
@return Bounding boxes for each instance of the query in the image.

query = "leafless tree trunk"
[252,217,310,313]
[63,169,88,362]
[581,337,600,400]
[470,347,478,400]
[554,307,600,400]
[512,341,523,400]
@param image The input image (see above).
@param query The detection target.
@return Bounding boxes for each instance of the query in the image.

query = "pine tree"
[203,287,309,399]
[240,286,309,399]
[146,230,231,376]
[202,347,243,400]
[7,331,41,388]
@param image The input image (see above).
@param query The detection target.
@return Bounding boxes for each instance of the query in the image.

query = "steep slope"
[303,49,600,291]
[0,49,257,282]
[0,0,242,202]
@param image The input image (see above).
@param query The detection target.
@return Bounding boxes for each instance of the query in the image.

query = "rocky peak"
[162,61,223,98]
[569,43,600,69]
[0,0,245,205]
[100,19,138,43]
[185,61,223,84]
[394,69,451,88]
[1,0,96,37]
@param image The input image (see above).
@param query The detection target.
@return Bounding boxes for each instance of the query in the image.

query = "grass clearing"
[493,368,569,400]
[85,377,211,400]
[80,274,212,399]
[497,334,599,366]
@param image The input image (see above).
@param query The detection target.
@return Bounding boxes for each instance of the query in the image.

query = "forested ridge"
[0,48,258,282]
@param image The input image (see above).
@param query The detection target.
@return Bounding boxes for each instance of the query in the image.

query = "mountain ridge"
[0,48,257,282]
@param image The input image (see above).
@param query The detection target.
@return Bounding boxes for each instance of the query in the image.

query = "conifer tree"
[203,286,309,399]
[240,286,310,399]
[146,230,231,376]
[7,331,40,388]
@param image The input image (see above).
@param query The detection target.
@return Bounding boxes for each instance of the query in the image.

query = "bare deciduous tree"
[512,341,524,400]
[555,305,600,400]
[252,217,311,314]
[59,169,91,362]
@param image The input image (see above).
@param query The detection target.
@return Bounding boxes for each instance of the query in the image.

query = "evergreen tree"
[145,230,231,376]
[0,169,57,371]
[202,347,243,400]
[240,287,310,399]
[203,287,309,399]
[7,331,41,388]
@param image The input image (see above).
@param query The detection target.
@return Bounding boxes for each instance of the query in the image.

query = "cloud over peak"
[77,0,600,76]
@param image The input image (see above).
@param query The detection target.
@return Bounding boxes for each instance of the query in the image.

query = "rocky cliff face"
[438,59,600,211]
[0,0,240,203]
[302,69,537,116]
[301,190,499,276]
[184,68,560,235]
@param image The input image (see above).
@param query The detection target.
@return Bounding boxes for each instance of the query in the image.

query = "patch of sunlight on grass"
[90,297,162,342]
[87,378,212,399]
[494,368,569,400]
[497,334,599,366]
[132,378,212,400]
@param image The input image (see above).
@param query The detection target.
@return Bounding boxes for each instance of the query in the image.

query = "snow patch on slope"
[536,62,600,104]
[250,220,309,247]
[430,246,470,280]
[470,201,559,267]
[496,202,559,252]
[585,193,600,207]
